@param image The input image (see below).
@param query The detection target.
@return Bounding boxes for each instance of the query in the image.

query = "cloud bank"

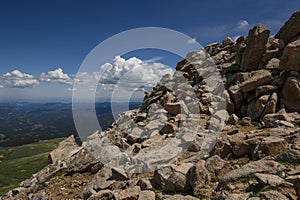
[1,56,174,93]
[40,68,73,85]
[97,56,174,90]
[3,70,39,88]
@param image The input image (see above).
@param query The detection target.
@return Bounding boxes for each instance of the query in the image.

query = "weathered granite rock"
[220,160,285,185]
[153,166,173,188]
[266,58,280,70]
[48,135,80,164]
[138,190,156,200]
[88,190,114,200]
[228,85,243,111]
[239,70,273,93]
[261,190,289,200]
[205,155,232,178]
[186,160,211,197]
[280,39,300,72]
[228,113,239,125]
[281,77,300,112]
[113,186,141,200]
[164,102,181,116]
[240,24,270,71]
[159,122,178,134]
[276,149,300,164]
[252,136,287,160]
[270,38,285,50]
[255,85,277,98]
[163,194,199,200]
[254,173,290,187]
[221,37,234,47]
[276,10,300,43]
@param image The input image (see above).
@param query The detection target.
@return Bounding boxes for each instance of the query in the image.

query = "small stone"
[111,168,128,181]
[159,122,178,135]
[164,102,181,115]
[240,117,252,126]
[228,113,239,125]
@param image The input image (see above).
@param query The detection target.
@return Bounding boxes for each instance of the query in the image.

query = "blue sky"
[0,0,299,101]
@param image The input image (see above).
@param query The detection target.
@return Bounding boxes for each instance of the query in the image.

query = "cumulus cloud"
[2,57,173,93]
[97,56,174,90]
[40,68,73,85]
[2,70,39,88]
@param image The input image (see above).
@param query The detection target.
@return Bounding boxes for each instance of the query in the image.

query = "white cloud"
[0,85,3,88]
[189,19,251,43]
[97,56,174,90]
[237,20,249,30]
[143,56,163,63]
[3,70,39,88]
[40,68,73,85]
[187,38,197,44]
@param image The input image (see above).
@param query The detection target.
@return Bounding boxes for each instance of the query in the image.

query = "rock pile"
[2,10,300,200]
[181,10,300,127]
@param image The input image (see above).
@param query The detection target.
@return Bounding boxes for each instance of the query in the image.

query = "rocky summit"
[3,10,300,200]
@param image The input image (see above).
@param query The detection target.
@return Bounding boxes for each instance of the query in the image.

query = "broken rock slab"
[220,159,286,185]
[239,70,273,93]
[275,10,300,43]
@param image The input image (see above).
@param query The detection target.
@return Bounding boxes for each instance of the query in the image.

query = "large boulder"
[261,92,277,117]
[48,135,80,164]
[246,94,270,120]
[281,77,300,112]
[252,136,288,160]
[240,24,270,71]
[186,160,211,197]
[219,160,286,185]
[279,39,300,71]
[275,10,300,43]
[239,70,273,93]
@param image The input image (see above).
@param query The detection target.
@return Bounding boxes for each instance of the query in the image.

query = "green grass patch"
[240,177,251,183]
[0,138,64,194]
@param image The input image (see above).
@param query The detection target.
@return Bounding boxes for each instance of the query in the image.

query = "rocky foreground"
[3,10,300,200]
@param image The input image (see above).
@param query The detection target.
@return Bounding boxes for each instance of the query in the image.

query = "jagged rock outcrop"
[240,24,270,72]
[276,10,300,43]
[2,10,300,200]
